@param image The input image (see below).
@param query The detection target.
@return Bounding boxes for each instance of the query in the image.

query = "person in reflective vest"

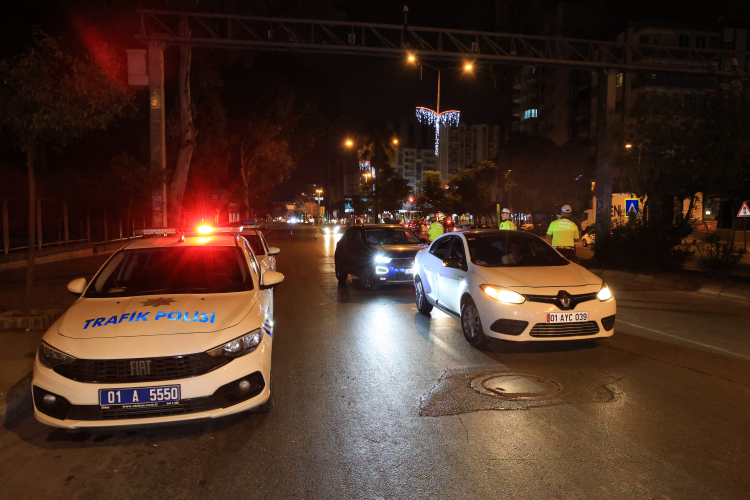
[428,215,445,241]
[546,205,580,261]
[498,208,517,230]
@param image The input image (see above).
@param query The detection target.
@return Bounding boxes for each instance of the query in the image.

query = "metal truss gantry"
[136,9,750,75]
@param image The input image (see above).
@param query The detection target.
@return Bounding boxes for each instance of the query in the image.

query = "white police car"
[32,225,283,428]
[238,227,280,271]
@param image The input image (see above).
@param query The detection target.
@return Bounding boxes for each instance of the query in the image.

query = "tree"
[416,170,445,214]
[446,161,499,218]
[0,34,133,314]
[110,152,168,234]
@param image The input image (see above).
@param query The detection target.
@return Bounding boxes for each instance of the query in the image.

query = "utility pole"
[147,41,168,228]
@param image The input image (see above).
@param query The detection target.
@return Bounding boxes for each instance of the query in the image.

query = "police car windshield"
[364,228,420,245]
[466,233,569,267]
[85,246,253,298]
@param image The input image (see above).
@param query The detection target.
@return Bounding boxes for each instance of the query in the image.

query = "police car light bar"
[134,228,181,236]
[183,225,245,235]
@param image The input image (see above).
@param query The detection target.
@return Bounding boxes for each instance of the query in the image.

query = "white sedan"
[32,226,283,428]
[413,230,616,347]
[239,227,280,271]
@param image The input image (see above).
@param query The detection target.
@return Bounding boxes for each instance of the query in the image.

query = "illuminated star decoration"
[416,107,461,156]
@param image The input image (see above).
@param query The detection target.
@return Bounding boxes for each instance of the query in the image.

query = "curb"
[588,268,750,299]
[0,371,32,427]
[0,310,63,331]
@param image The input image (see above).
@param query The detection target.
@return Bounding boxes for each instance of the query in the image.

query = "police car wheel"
[461,296,488,348]
[414,277,433,315]
[335,258,348,283]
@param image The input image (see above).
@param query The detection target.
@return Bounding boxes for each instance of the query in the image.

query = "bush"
[591,216,693,271]
[697,234,747,271]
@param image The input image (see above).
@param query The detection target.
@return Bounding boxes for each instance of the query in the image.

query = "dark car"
[334,224,427,291]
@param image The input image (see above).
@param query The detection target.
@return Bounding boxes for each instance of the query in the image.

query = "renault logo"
[556,291,572,310]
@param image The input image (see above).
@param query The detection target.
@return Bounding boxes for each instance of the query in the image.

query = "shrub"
[592,215,693,271]
[697,233,747,271]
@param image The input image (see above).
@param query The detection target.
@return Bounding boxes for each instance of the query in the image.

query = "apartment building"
[437,123,502,179]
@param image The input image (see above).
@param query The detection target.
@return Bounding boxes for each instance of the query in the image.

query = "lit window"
[523,109,538,120]
[616,73,624,87]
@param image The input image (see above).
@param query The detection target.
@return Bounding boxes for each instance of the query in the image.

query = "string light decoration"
[416,107,461,156]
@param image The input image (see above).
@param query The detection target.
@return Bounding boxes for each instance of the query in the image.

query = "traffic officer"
[546,205,580,260]
[428,214,445,241]
[498,208,517,230]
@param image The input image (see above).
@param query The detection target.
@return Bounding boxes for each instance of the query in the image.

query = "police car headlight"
[323,228,330,234]
[207,328,264,358]
[375,254,392,264]
[480,285,526,304]
[597,283,613,301]
[38,342,77,369]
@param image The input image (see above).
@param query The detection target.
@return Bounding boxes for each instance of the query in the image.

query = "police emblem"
[141,297,176,308]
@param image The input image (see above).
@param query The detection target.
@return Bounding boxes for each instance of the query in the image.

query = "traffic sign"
[625,198,639,216]
[738,202,750,217]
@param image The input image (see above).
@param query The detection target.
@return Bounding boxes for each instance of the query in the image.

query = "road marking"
[617,319,750,361]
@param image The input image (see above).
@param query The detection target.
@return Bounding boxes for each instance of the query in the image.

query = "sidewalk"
[0,254,109,424]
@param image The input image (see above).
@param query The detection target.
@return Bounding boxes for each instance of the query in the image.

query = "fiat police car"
[32,225,283,428]
[414,230,615,348]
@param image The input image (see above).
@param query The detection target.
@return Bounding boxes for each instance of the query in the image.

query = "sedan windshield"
[364,228,420,245]
[465,233,569,267]
[85,246,253,297]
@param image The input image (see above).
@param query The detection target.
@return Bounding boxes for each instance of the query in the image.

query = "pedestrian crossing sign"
[738,202,750,217]
[625,198,639,217]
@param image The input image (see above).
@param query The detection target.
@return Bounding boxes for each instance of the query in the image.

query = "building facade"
[437,123,501,179]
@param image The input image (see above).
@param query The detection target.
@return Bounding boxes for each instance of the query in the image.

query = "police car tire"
[335,258,348,283]
[461,296,488,348]
[414,276,433,315]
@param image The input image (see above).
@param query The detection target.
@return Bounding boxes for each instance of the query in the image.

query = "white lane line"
[616,319,750,361]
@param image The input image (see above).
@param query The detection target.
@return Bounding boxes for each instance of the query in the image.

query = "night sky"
[2,0,749,202]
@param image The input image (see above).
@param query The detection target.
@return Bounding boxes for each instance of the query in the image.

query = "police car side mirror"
[67,278,87,295]
[268,247,280,256]
[443,256,462,269]
[260,270,284,290]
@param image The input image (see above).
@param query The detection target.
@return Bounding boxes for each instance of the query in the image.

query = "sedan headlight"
[597,283,613,301]
[38,342,77,369]
[207,328,264,358]
[480,285,526,304]
[375,254,392,264]
[333,225,340,233]
[323,228,330,234]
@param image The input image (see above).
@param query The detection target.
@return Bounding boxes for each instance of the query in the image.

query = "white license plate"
[404,268,413,275]
[546,312,588,323]
[99,385,180,408]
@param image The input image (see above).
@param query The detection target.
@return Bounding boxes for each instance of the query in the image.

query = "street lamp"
[393,138,399,145]
[345,139,353,147]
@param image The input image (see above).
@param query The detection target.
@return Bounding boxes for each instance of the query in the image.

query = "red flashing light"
[196,224,215,235]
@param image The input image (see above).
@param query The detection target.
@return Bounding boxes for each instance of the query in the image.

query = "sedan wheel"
[414,276,433,315]
[461,296,487,348]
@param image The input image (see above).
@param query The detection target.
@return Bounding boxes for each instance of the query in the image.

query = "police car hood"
[473,263,601,290]
[58,292,256,339]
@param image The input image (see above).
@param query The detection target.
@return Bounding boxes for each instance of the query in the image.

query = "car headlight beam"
[207,328,264,358]
[38,342,77,369]
[479,285,526,304]
[597,283,613,301]
[375,254,392,264]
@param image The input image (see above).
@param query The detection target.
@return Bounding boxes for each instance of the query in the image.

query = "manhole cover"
[471,373,560,400]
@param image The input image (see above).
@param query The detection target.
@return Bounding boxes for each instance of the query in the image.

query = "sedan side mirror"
[260,270,284,290]
[268,247,280,256]
[67,278,87,295]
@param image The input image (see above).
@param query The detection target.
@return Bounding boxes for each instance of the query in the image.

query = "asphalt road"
[1,228,749,499]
